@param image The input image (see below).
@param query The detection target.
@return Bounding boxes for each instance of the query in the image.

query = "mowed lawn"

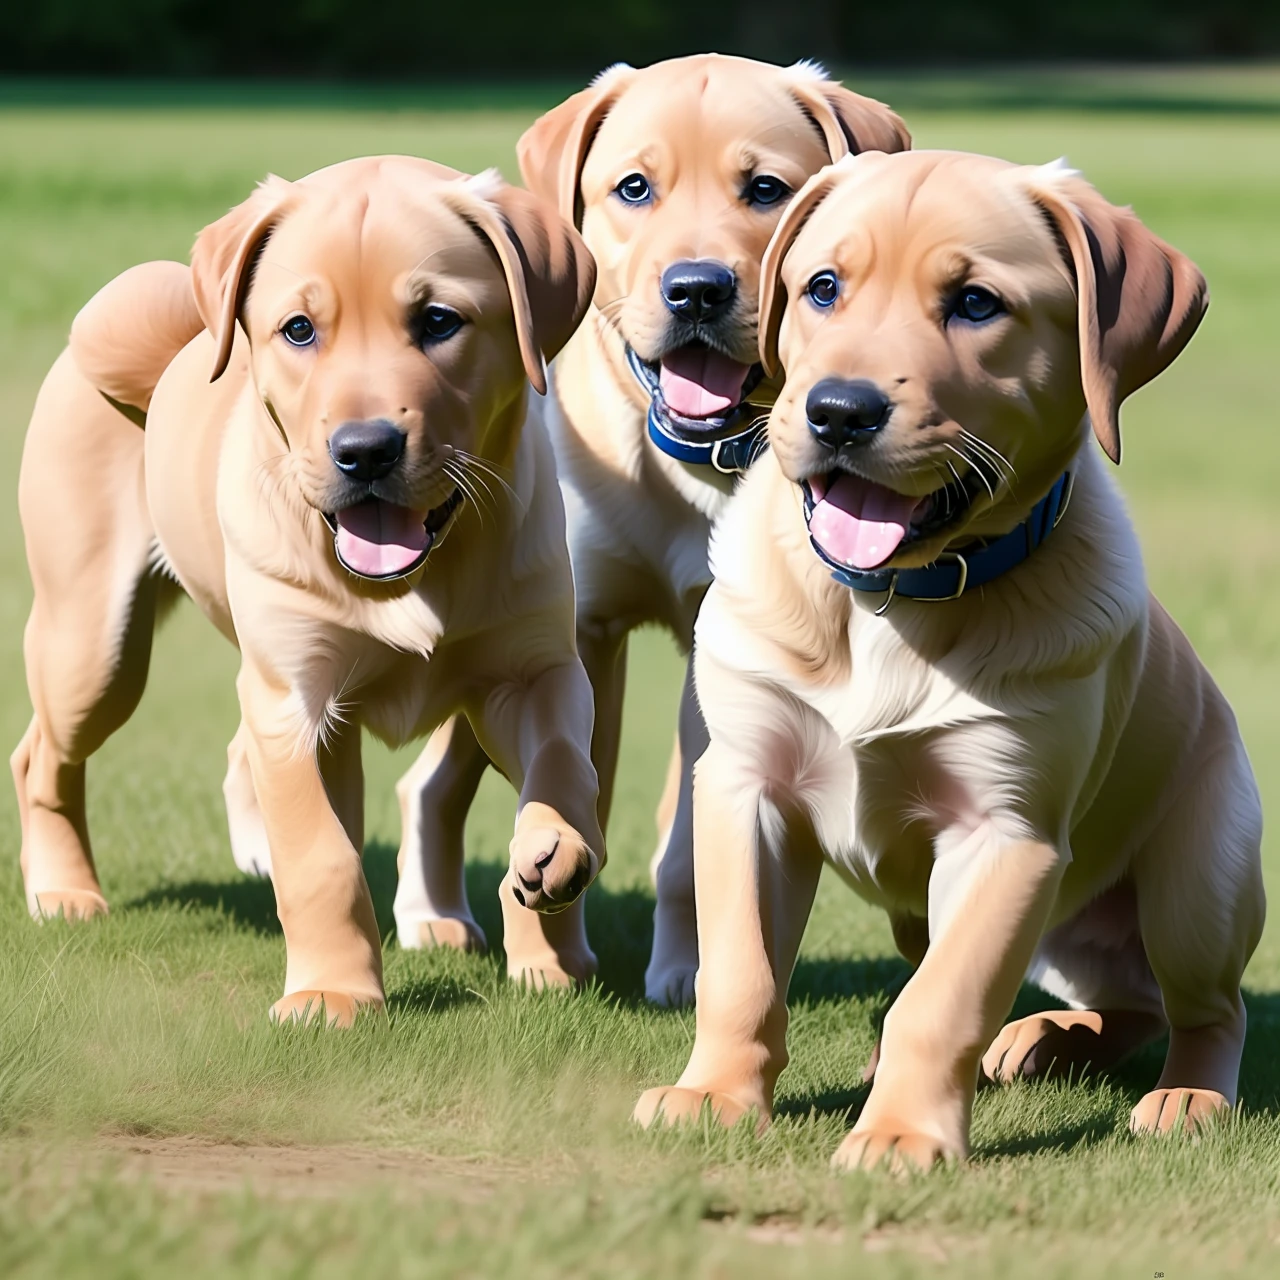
[2,69,1280,1277]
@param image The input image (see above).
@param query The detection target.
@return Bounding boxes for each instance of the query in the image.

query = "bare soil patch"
[6,1136,500,1203]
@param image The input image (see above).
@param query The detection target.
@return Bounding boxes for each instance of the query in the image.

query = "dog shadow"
[127,849,1280,1144]
[126,842,914,1012]
[123,839,664,1001]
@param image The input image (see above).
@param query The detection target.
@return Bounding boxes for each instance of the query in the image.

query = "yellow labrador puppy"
[635,150,1264,1169]
[13,156,604,1022]
[394,57,910,999]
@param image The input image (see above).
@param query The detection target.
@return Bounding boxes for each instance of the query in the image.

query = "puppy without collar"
[13,156,603,1022]
[635,149,1264,1169]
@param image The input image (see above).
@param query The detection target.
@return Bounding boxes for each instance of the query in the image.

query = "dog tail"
[69,260,204,420]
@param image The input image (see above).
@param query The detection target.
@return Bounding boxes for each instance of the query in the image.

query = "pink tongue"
[808,473,927,571]
[659,347,751,418]
[334,500,430,578]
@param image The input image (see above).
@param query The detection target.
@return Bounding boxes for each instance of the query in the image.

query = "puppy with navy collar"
[394,56,910,997]
[635,150,1264,1169]
[12,156,602,1022]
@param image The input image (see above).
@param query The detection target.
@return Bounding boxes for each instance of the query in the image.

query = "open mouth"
[321,489,464,581]
[801,467,986,573]
[626,342,767,444]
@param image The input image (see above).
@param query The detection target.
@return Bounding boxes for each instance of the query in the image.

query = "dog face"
[190,158,594,581]
[759,150,1207,573]
[519,57,908,450]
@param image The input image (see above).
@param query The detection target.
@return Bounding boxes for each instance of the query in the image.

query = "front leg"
[471,660,604,987]
[238,659,383,1026]
[835,830,1064,1173]
[634,741,823,1127]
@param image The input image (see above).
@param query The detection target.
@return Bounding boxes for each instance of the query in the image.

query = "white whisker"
[444,460,488,529]
[455,450,523,511]
[959,428,1017,488]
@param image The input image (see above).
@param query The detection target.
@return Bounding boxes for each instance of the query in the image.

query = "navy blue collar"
[810,471,1074,610]
[646,401,768,475]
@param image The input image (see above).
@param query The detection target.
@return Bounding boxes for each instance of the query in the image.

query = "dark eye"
[615,173,653,205]
[807,271,839,309]
[281,314,315,347]
[746,174,790,207]
[950,286,1004,324]
[417,304,464,345]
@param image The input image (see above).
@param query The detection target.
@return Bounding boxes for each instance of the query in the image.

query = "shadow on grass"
[385,974,482,1017]
[126,871,282,934]
[125,843,1280,1135]
[125,840,916,1010]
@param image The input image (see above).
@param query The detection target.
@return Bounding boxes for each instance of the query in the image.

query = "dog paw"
[269,990,383,1029]
[398,915,487,952]
[30,888,109,922]
[1129,1088,1229,1135]
[643,961,697,1007]
[982,1012,1090,1083]
[831,1125,961,1175]
[508,802,598,913]
[632,1086,762,1130]
[507,945,598,989]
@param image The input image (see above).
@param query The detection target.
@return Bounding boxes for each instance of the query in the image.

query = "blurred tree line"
[3,0,1275,75]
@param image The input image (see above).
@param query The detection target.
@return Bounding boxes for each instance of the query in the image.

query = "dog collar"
[811,471,1074,611]
[646,402,769,475]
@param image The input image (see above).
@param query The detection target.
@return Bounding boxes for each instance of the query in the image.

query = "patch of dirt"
[19,1137,500,1203]
[742,1217,845,1246]
[862,1224,987,1261]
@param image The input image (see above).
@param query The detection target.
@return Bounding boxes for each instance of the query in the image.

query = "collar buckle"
[873,572,898,616]
[909,551,969,604]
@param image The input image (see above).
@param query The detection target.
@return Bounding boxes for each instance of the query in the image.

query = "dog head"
[759,150,1207,574]
[518,56,909,452]
[190,157,594,581]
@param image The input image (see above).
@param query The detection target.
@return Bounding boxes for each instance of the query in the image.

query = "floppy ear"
[787,67,912,162]
[516,65,634,224]
[190,176,295,382]
[446,176,597,395]
[1025,169,1208,464]
[758,164,849,378]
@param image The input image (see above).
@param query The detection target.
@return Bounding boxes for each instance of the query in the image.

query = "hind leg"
[647,729,681,886]
[1128,733,1263,1133]
[861,912,930,1082]
[392,716,488,952]
[645,651,706,1006]
[224,720,274,878]
[14,352,165,919]
[983,879,1168,1084]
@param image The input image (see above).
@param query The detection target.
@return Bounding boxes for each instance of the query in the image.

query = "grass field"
[2,66,1280,1277]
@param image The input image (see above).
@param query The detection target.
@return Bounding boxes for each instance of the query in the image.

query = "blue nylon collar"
[811,471,1074,609]
[646,401,768,475]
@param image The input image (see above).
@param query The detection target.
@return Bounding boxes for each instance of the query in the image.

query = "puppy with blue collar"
[393,57,910,998]
[635,150,1264,1170]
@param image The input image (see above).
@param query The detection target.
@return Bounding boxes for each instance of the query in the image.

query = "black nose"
[327,419,405,482]
[805,378,891,449]
[660,259,737,323]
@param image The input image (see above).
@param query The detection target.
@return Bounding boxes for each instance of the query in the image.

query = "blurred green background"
[1,67,1279,1278]
[2,1,1278,75]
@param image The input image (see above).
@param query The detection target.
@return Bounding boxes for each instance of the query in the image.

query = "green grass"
[2,67,1280,1277]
